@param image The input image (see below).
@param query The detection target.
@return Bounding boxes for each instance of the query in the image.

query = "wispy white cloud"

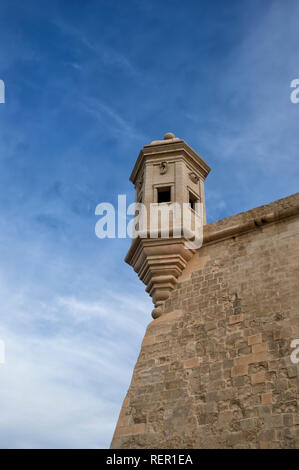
[0,270,151,448]
[203,1,299,172]
[80,97,145,140]
[188,1,299,221]
[52,19,137,76]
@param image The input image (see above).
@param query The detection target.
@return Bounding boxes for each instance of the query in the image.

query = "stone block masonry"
[111,193,299,449]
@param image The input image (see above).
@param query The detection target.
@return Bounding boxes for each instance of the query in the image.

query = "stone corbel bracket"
[125,236,195,319]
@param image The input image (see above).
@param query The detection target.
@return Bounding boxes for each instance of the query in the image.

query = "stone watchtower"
[125,132,210,318]
[111,134,299,449]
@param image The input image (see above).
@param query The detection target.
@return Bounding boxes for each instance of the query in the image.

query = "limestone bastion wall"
[111,193,299,449]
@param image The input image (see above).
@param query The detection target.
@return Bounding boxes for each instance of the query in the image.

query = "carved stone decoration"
[189,172,199,184]
[159,161,168,174]
[125,236,195,318]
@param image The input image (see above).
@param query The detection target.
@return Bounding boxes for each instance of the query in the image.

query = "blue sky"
[0,0,298,448]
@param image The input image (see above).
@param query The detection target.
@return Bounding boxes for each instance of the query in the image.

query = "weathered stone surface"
[111,193,299,449]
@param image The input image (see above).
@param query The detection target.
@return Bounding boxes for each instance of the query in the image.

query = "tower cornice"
[130,138,211,185]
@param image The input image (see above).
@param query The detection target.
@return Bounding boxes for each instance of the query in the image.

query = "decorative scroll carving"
[160,162,168,174]
[189,172,199,184]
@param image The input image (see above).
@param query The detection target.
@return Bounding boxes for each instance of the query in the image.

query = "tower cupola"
[126,133,211,318]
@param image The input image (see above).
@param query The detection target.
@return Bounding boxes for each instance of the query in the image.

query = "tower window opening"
[157,187,171,203]
[189,192,199,211]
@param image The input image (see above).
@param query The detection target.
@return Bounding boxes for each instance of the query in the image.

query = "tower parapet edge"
[125,133,211,318]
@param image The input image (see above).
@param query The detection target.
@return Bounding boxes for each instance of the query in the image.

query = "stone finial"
[164,132,175,140]
[149,132,179,146]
